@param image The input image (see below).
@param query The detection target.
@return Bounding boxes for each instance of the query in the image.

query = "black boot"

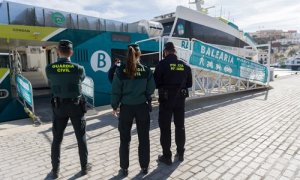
[141,167,148,174]
[158,155,172,165]
[81,163,92,176]
[175,153,184,162]
[50,169,59,179]
[120,168,128,177]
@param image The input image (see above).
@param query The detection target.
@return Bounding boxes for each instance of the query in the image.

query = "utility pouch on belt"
[80,97,87,113]
[158,88,168,102]
[180,88,189,98]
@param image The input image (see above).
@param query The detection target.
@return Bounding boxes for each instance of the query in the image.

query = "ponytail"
[125,46,137,79]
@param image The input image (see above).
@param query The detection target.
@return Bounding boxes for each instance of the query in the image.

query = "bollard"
[269,67,274,81]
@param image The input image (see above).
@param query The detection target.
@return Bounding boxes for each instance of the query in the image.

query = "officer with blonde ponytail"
[111,43,155,176]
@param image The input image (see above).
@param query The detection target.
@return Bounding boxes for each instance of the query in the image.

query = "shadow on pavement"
[142,159,181,180]
[37,88,270,149]
[67,171,83,180]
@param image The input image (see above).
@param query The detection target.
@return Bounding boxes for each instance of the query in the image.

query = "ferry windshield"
[162,21,175,36]
[172,18,250,48]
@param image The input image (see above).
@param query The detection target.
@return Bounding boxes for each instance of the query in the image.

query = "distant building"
[273,38,300,45]
[282,30,298,39]
[250,30,300,63]
[250,30,284,40]
[250,30,300,45]
[258,50,268,64]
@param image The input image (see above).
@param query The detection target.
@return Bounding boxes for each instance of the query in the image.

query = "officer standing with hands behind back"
[154,42,192,165]
[46,40,91,179]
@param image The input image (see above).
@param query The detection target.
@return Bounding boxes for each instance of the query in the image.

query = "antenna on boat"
[189,0,215,14]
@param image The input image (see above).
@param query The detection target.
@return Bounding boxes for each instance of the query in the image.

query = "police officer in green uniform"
[154,42,193,165]
[46,40,91,179]
[111,44,155,176]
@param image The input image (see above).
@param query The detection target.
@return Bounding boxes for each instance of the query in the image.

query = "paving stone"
[189,166,203,174]
[234,173,249,180]
[248,174,262,180]
[255,168,268,177]
[278,176,292,180]
[1,76,300,179]
[194,171,208,179]
[220,173,235,180]
[207,171,221,179]
[179,171,194,180]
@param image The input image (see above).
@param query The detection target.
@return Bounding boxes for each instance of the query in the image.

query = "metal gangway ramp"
[136,36,270,99]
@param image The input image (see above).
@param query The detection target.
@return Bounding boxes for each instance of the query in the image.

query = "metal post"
[192,69,196,96]
[6,2,11,24]
[30,83,35,113]
[267,43,271,86]
[159,37,162,61]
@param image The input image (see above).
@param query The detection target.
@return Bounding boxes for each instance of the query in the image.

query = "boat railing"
[135,36,270,99]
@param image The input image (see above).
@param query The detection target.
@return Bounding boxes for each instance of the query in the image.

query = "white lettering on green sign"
[201,45,234,64]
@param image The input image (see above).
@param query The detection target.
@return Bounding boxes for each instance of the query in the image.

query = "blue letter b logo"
[97,53,106,68]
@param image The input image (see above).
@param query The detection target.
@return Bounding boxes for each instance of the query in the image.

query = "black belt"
[54,97,80,103]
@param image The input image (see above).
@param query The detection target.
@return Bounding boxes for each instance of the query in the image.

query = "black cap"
[58,40,73,50]
[164,42,175,51]
[128,43,140,51]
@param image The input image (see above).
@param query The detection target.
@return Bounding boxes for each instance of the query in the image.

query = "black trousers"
[51,100,88,171]
[159,97,186,159]
[118,103,150,169]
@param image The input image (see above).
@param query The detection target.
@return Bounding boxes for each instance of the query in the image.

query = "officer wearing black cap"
[154,42,192,165]
[46,40,91,179]
[111,43,155,176]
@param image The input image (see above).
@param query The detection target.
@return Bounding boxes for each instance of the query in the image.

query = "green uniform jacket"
[46,58,86,98]
[111,63,155,110]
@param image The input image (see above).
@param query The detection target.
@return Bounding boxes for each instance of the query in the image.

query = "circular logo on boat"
[51,12,65,26]
[0,89,9,99]
[177,24,184,35]
[90,50,111,73]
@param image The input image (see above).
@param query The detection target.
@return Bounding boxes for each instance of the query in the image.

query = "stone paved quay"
[1,75,300,180]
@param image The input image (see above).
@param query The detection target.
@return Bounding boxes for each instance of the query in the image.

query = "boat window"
[173,18,250,48]
[69,13,78,29]
[1,1,127,32]
[172,19,191,38]
[35,7,45,26]
[8,2,35,25]
[0,2,9,24]
[106,20,124,32]
[78,15,99,30]
[162,21,175,36]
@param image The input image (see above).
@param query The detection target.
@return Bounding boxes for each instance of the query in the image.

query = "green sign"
[51,12,65,26]
[16,75,33,107]
[190,40,268,84]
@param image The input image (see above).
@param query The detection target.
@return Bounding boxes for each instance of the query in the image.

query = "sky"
[2,0,300,33]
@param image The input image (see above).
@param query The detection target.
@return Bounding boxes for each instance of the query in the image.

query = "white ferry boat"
[0,0,267,122]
